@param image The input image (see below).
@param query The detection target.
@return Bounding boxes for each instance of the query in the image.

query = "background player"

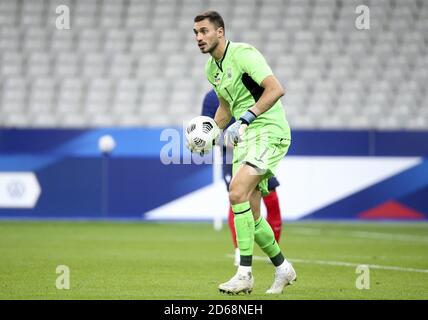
[202,89,283,266]
[193,11,296,294]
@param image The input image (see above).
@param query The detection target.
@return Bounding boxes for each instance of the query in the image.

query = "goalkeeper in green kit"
[191,11,296,294]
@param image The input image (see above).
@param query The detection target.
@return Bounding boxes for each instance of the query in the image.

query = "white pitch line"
[227,254,428,274]
[289,227,428,243]
[345,231,428,243]
[288,258,428,274]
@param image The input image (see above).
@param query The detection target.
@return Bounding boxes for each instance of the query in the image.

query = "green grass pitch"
[0,221,427,299]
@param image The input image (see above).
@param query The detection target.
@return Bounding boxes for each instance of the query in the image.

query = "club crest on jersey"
[214,72,221,85]
[227,67,232,79]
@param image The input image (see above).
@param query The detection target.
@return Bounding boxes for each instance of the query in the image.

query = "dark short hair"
[194,11,225,31]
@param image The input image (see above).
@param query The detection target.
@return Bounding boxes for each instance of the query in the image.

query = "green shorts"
[232,128,291,196]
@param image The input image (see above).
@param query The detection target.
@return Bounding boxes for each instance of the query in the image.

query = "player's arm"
[201,90,217,118]
[214,95,232,130]
[248,75,284,117]
[224,47,284,146]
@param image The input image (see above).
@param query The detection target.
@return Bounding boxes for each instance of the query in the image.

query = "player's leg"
[248,186,261,220]
[264,189,282,241]
[254,179,296,294]
[227,205,237,248]
[264,177,282,242]
[249,187,284,263]
[227,205,240,266]
[222,157,240,265]
[229,163,261,265]
[218,164,261,294]
[251,186,283,264]
[241,132,295,294]
[258,138,295,294]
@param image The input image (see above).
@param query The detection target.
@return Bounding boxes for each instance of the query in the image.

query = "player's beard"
[205,39,219,54]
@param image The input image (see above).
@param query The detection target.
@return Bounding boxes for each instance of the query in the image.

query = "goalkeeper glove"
[224,110,257,147]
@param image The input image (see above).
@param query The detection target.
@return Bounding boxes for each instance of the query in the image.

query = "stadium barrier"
[0,129,427,220]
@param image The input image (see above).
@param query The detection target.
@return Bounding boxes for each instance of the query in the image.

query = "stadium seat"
[0,0,426,129]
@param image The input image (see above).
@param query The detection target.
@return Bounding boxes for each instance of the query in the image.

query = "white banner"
[0,172,41,208]
[145,157,421,221]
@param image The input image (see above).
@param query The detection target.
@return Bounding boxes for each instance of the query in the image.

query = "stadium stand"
[0,0,427,128]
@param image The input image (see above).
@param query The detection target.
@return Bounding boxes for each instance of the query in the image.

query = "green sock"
[254,216,282,261]
[232,201,255,264]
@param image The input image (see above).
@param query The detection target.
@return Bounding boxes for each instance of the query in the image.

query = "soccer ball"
[185,116,220,154]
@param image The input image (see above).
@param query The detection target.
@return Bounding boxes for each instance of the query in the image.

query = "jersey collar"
[215,40,230,72]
